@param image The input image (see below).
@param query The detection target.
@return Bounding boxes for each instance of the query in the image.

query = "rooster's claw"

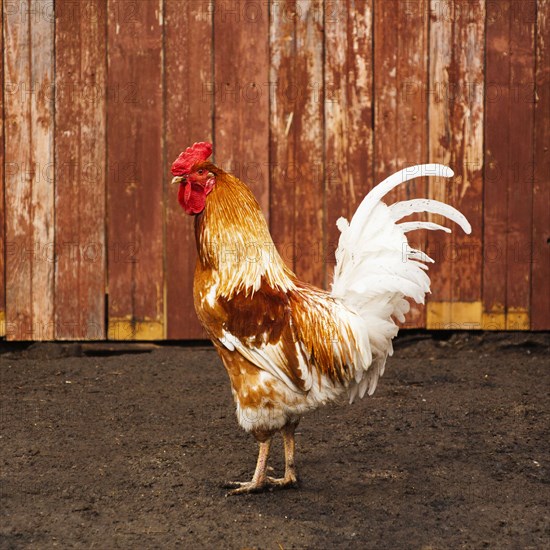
[223,475,299,496]
[223,480,267,496]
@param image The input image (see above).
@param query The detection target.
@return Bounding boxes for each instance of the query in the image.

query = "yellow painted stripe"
[481,312,506,330]
[506,308,530,330]
[426,301,483,329]
[108,318,164,341]
[428,301,530,330]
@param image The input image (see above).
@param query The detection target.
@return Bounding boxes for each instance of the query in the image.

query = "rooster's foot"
[223,474,298,495]
[266,475,299,489]
[223,480,267,496]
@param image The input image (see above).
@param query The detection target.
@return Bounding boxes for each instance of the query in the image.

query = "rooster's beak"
[171,176,185,185]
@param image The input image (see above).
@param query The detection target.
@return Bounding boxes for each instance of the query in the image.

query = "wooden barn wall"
[0,0,548,341]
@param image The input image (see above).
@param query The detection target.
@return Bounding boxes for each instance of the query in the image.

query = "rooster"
[171,142,471,495]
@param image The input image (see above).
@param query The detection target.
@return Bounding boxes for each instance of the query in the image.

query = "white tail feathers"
[332,164,470,401]
[347,164,456,235]
[332,163,469,304]
[398,221,452,234]
[390,199,471,234]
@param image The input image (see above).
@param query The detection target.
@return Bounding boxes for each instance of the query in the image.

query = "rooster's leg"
[225,438,272,496]
[267,421,299,488]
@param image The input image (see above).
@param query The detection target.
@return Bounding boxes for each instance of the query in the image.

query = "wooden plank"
[165,0,213,340]
[483,0,509,329]
[270,0,325,288]
[54,0,107,340]
[505,0,536,330]
[325,0,374,284]
[426,0,485,330]
[484,0,536,330]
[532,0,550,329]
[374,0,429,327]
[0,0,5,337]
[213,0,269,213]
[107,0,164,340]
[4,0,55,340]
[270,1,297,282]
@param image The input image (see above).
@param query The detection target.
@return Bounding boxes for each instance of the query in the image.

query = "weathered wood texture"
[214,0,270,213]
[106,0,164,340]
[374,0,429,327]
[532,0,550,330]
[427,0,485,329]
[165,0,212,340]
[1,0,548,340]
[484,0,536,330]
[325,0,374,285]
[4,0,55,340]
[0,0,4,336]
[55,0,107,339]
[271,0,325,289]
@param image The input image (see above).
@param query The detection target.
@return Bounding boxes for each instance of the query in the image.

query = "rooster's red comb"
[171,142,213,177]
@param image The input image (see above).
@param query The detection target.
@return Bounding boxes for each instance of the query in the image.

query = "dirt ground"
[0,332,549,549]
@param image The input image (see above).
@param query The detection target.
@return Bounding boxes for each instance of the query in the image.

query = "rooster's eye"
[197,169,204,175]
